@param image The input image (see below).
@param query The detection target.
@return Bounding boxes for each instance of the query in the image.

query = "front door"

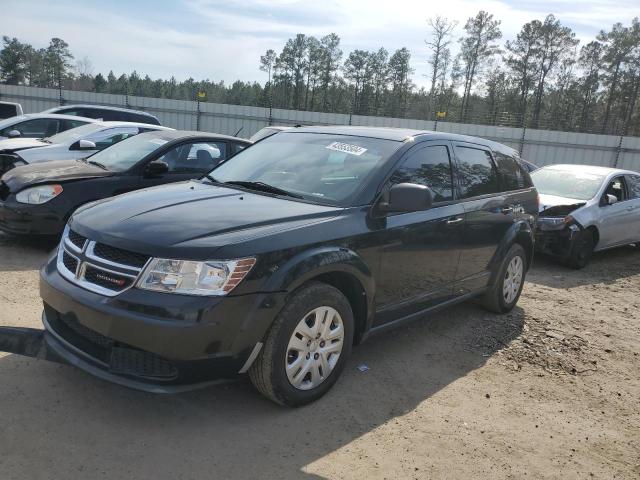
[452,143,514,294]
[375,142,463,325]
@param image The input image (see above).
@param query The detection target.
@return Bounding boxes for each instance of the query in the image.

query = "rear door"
[452,143,514,294]
[624,174,640,243]
[375,142,464,324]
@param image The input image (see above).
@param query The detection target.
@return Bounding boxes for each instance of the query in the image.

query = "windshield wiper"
[224,180,303,199]
[87,160,108,170]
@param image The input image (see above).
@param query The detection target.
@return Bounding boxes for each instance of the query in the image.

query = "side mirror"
[78,139,97,150]
[144,160,169,177]
[605,194,618,206]
[378,183,433,213]
[7,130,21,138]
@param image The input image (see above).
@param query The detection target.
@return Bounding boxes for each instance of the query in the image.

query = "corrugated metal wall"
[2,84,638,171]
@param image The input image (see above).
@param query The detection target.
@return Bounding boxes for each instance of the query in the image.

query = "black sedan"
[0,130,251,236]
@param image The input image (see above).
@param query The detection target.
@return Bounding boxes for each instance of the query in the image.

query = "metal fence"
[1,84,639,172]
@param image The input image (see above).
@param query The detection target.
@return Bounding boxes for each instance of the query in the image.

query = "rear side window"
[625,175,640,199]
[390,145,454,202]
[494,152,530,191]
[455,146,500,198]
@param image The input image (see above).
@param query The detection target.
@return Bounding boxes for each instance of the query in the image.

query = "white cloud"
[2,0,638,88]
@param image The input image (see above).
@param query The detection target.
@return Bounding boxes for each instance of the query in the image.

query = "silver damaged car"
[531,164,640,268]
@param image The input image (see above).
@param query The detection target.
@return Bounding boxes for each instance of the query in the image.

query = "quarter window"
[494,152,529,191]
[455,146,500,198]
[390,145,454,202]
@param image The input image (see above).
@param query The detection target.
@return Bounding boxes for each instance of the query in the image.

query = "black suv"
[43,105,161,125]
[0,127,537,406]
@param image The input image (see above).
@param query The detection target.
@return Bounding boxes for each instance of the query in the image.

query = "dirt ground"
[0,233,638,480]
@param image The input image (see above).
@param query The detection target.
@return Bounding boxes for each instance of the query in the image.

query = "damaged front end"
[535,203,585,258]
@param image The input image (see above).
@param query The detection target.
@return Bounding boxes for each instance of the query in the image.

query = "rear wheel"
[482,243,527,313]
[566,229,594,269]
[249,282,354,407]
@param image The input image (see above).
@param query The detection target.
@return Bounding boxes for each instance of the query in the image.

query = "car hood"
[2,160,111,192]
[70,181,343,259]
[538,193,586,216]
[0,138,48,153]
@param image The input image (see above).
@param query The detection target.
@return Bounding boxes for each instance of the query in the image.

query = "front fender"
[264,246,375,299]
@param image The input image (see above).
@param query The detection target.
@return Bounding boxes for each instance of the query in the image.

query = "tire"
[249,282,354,407]
[565,229,594,269]
[482,243,527,314]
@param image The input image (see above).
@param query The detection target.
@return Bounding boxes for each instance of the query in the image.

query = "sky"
[2,0,638,88]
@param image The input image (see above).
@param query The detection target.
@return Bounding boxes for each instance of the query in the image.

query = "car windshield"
[84,133,168,172]
[45,123,103,144]
[209,132,401,205]
[531,168,606,201]
[249,127,285,142]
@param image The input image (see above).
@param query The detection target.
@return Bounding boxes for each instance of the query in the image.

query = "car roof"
[21,113,97,122]
[135,130,252,143]
[89,121,172,130]
[288,125,519,155]
[43,104,159,118]
[539,164,638,177]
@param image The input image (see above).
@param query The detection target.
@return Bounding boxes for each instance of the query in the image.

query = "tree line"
[1,12,639,136]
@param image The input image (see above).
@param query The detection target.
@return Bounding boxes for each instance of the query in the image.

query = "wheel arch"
[263,246,376,344]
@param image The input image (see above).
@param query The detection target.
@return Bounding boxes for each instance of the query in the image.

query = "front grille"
[68,230,87,250]
[62,251,79,274]
[93,243,150,269]
[110,347,178,379]
[84,265,134,290]
[58,226,144,296]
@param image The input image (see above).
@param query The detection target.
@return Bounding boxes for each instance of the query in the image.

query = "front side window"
[158,142,227,173]
[1,118,60,138]
[456,146,500,198]
[210,132,401,205]
[390,145,454,202]
[603,176,627,203]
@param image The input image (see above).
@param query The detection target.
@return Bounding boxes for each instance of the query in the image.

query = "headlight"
[137,257,256,296]
[16,184,63,204]
[537,215,573,231]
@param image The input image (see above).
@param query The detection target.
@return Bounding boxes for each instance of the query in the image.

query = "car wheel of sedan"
[566,229,594,269]
[249,282,354,407]
[482,243,526,314]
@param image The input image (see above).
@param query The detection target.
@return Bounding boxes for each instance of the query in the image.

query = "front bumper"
[0,257,287,393]
[0,195,67,236]
[534,223,582,258]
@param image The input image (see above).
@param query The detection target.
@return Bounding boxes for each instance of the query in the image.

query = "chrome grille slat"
[57,226,147,297]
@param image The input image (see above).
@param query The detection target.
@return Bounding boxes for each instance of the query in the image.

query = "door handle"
[501,207,513,214]
[445,217,464,225]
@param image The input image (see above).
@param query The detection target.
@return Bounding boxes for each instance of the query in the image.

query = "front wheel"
[482,243,527,313]
[566,229,594,269]
[249,282,354,407]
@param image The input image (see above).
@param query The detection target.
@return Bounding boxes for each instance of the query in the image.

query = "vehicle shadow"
[0,302,524,479]
[528,245,640,289]
[0,232,55,272]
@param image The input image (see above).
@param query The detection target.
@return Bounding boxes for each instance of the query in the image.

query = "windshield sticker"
[326,142,367,156]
